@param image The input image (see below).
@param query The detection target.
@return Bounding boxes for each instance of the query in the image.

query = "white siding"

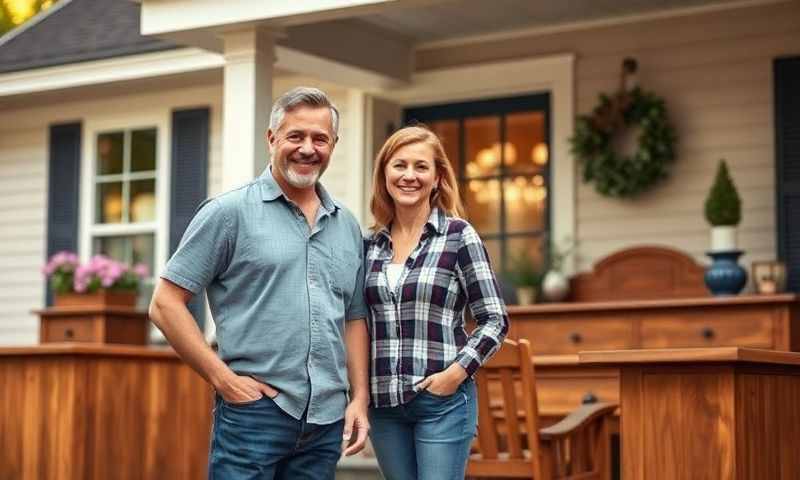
[415,1,800,273]
[0,129,47,345]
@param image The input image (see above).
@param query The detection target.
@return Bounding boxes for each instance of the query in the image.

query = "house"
[0,0,797,350]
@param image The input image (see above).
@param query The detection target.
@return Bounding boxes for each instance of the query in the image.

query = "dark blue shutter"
[775,56,800,292]
[45,123,82,306]
[171,108,210,327]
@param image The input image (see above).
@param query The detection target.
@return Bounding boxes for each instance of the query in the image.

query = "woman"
[364,126,509,480]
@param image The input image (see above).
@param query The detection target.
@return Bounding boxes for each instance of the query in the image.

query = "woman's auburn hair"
[370,125,465,231]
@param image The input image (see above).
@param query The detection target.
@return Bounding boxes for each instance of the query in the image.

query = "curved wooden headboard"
[570,246,708,302]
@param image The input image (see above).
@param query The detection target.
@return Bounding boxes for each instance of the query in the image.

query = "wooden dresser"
[508,247,800,418]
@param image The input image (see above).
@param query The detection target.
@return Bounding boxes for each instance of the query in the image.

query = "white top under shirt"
[385,263,404,292]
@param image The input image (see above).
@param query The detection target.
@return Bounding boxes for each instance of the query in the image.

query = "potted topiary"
[507,248,543,305]
[703,160,747,295]
[704,160,741,251]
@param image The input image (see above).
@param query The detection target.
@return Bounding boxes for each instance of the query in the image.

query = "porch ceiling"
[358,0,762,44]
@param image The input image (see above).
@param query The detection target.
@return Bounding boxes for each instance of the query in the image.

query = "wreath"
[570,59,677,198]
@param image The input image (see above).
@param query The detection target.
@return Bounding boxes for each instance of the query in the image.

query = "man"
[149,87,370,479]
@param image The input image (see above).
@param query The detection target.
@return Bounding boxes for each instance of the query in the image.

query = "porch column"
[221,27,275,190]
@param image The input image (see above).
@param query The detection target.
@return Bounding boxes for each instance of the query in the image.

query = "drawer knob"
[582,392,598,404]
[569,332,582,344]
[65,329,74,339]
[701,327,715,340]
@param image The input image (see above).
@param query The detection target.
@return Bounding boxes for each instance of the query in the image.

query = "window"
[405,93,551,275]
[90,128,158,306]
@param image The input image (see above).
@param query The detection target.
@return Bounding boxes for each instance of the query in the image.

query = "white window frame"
[80,113,171,300]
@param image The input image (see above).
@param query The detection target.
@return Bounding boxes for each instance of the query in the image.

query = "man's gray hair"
[269,87,340,136]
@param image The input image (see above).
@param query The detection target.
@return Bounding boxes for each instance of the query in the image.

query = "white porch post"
[221,28,275,190]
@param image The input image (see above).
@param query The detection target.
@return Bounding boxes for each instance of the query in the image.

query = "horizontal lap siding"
[416,2,800,272]
[0,129,47,345]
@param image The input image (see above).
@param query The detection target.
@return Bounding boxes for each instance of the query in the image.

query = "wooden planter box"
[35,291,148,345]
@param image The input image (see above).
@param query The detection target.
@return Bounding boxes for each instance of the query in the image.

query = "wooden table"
[579,347,800,480]
[0,343,213,480]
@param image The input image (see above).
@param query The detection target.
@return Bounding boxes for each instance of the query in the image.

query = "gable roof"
[0,0,178,74]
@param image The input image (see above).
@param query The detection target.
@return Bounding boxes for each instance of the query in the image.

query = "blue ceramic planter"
[705,250,747,296]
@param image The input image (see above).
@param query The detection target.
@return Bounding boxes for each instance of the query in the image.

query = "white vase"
[541,270,570,302]
[710,226,737,252]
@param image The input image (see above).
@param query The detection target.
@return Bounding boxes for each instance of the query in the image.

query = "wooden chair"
[467,339,617,479]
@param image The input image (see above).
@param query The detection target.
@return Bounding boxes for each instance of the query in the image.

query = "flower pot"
[704,250,747,296]
[515,286,537,305]
[710,226,737,252]
[541,270,570,302]
[54,289,137,308]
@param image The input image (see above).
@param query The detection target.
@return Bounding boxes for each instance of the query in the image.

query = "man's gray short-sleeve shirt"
[162,168,367,425]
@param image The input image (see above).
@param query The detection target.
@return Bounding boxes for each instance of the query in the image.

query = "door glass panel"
[505,176,547,233]
[506,112,547,175]
[463,178,500,234]
[465,117,500,178]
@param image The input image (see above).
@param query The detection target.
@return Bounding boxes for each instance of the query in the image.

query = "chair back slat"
[468,339,542,479]
[475,368,500,459]
[499,368,523,459]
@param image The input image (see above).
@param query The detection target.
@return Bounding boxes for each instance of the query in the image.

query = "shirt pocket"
[329,248,360,299]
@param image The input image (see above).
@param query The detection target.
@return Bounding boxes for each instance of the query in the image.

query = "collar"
[258,166,340,214]
[375,207,447,245]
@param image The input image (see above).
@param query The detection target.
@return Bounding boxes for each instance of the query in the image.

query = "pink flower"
[133,263,150,278]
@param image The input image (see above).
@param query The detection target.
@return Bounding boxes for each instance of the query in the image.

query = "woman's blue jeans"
[368,379,477,480]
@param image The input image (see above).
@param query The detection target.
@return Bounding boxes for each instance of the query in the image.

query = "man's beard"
[279,156,326,188]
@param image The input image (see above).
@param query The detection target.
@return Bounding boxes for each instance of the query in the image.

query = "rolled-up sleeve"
[345,233,368,321]
[454,224,509,376]
[161,198,231,295]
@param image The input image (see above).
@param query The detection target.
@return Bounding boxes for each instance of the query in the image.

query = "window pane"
[131,129,157,172]
[482,239,501,273]
[130,179,156,222]
[505,176,547,233]
[506,112,547,175]
[93,234,155,307]
[131,234,156,275]
[97,132,124,175]
[506,235,545,275]
[96,182,123,223]
[465,117,500,178]
[463,178,500,234]
[93,235,128,263]
[428,120,460,177]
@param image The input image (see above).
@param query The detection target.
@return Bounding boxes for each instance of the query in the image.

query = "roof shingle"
[0,0,178,74]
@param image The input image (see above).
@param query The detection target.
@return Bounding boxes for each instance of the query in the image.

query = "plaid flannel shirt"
[365,208,509,407]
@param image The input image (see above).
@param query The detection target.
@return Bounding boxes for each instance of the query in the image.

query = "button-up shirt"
[364,208,509,407]
[162,168,367,424]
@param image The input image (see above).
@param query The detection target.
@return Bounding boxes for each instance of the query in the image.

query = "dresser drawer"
[40,317,100,343]
[513,318,635,355]
[640,314,774,349]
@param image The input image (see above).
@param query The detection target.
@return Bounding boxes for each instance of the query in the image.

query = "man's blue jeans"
[368,379,478,480]
[209,395,344,480]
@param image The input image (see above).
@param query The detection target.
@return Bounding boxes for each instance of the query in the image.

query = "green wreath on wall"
[570,59,677,198]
